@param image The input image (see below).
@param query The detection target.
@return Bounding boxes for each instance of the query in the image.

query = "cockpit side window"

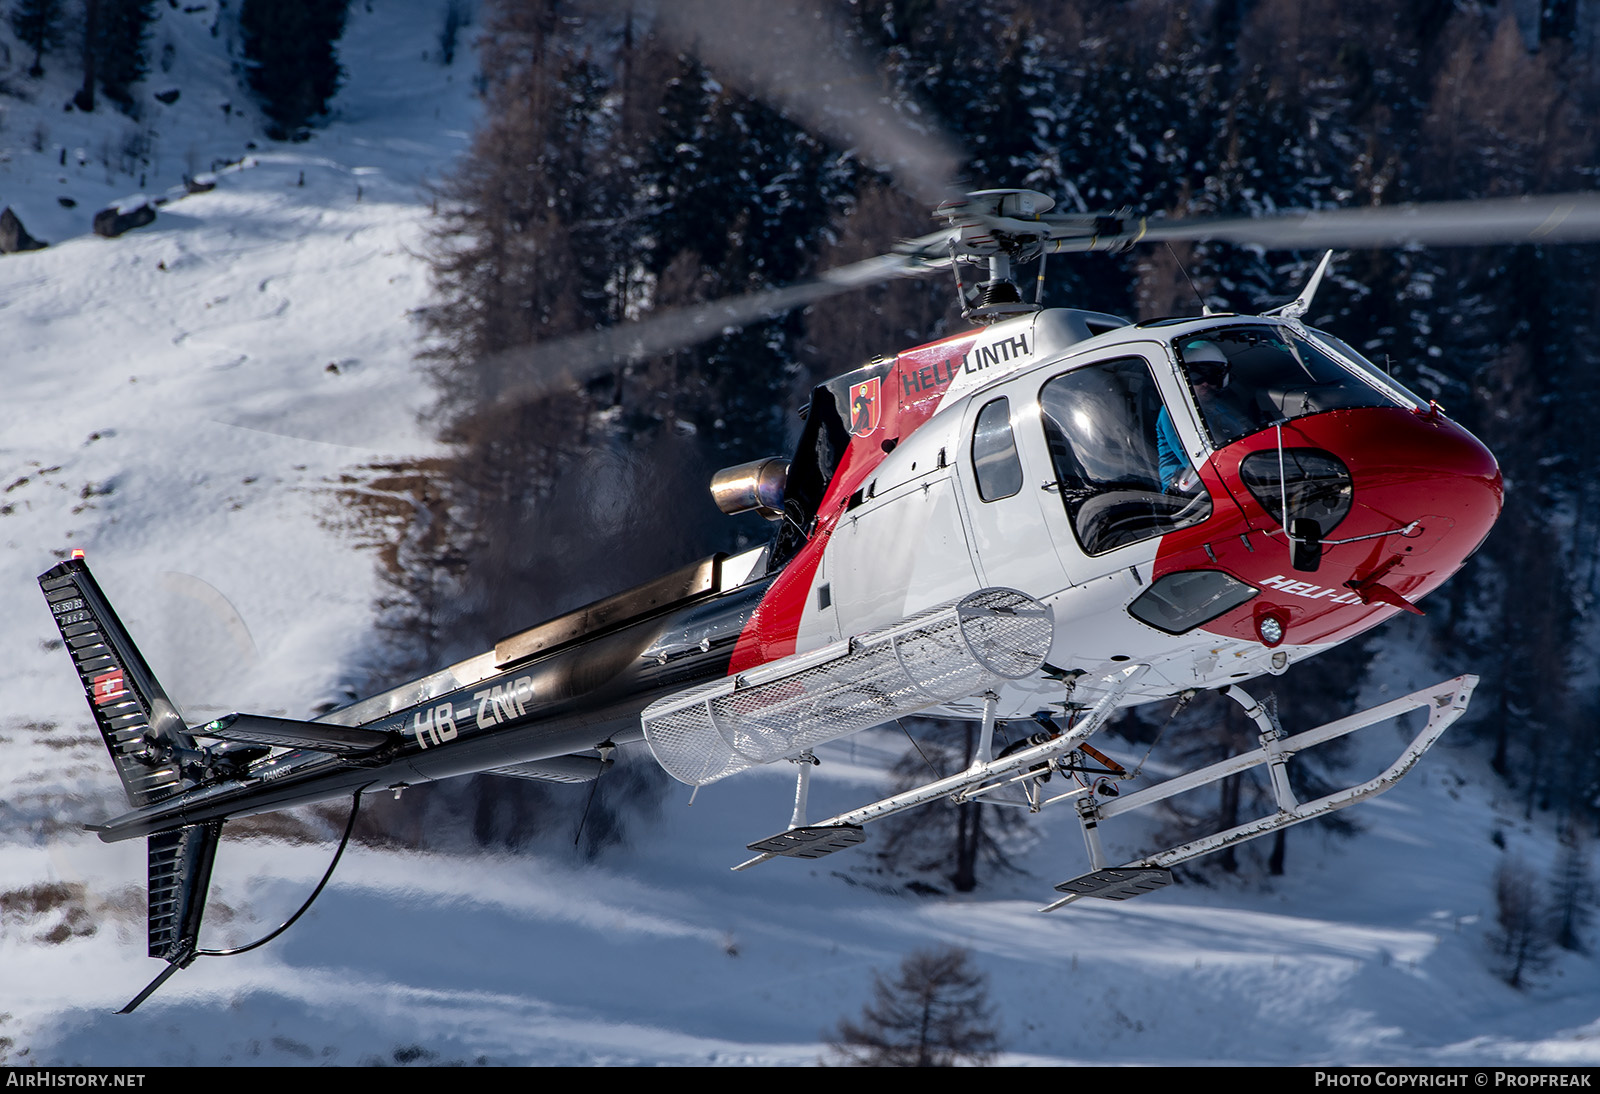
[1039,357,1212,556]
[1173,326,1395,447]
[971,397,1023,501]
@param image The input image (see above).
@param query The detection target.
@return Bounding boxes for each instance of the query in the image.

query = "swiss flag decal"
[92,668,126,706]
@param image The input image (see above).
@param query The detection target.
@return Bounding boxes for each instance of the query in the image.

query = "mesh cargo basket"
[642,588,1053,786]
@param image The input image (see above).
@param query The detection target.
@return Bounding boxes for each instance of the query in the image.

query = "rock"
[93,200,156,239]
[184,174,216,194]
[155,88,180,105]
[0,207,48,253]
[57,196,76,209]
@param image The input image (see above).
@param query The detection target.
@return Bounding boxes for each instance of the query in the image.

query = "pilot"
[1188,341,1259,436]
[1156,403,1192,492]
[1159,339,1260,490]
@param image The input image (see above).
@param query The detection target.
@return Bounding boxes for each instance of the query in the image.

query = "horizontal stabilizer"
[194,712,391,756]
[485,755,612,784]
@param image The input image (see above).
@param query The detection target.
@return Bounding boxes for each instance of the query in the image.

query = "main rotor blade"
[1138,192,1600,250]
[473,249,937,406]
[639,0,965,207]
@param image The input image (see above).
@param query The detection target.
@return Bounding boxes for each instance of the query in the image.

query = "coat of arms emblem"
[848,377,881,437]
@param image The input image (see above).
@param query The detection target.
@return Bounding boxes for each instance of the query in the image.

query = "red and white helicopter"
[40,184,1600,1010]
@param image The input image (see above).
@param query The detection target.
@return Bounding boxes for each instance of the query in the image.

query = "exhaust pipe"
[710,457,788,520]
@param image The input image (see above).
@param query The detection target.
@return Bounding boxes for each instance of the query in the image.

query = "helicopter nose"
[1198,405,1502,643]
[1315,405,1502,549]
[1219,405,1501,545]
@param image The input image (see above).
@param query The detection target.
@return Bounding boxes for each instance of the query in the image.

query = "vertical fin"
[147,822,221,961]
[38,558,198,807]
[116,821,225,1013]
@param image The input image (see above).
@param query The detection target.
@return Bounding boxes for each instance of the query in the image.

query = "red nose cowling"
[1152,405,1503,647]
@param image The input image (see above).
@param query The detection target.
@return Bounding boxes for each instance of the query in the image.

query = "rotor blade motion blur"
[638,0,964,206]
[470,188,1600,411]
[1137,192,1600,250]
[475,249,938,405]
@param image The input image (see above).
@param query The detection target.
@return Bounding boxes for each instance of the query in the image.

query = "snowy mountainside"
[0,1,474,722]
[0,1,1597,1067]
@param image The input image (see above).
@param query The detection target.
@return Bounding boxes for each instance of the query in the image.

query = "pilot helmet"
[1180,338,1230,387]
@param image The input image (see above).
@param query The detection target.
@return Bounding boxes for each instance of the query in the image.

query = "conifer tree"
[72,0,98,112]
[240,0,351,139]
[438,0,469,65]
[68,0,156,113]
[1549,827,1593,954]
[829,945,1001,1066]
[1492,857,1551,990]
[95,0,156,111]
[10,0,65,78]
[634,47,848,456]
[876,719,1025,893]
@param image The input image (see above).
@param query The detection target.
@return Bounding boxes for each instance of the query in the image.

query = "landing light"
[1257,615,1284,646]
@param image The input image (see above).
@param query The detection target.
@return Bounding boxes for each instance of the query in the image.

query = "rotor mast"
[911,188,1147,323]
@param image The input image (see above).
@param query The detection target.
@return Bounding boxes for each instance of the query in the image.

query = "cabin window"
[1039,357,1212,556]
[971,397,1023,501]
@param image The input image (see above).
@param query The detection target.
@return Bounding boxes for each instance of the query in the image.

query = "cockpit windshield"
[1172,325,1401,447]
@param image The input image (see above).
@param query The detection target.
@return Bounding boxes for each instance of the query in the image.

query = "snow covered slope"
[2,1,1597,1067]
[0,2,474,723]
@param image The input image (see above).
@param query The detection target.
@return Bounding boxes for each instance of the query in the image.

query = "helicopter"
[40,179,1600,1011]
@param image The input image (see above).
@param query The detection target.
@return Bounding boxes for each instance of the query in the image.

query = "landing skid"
[733,665,1148,871]
[746,824,866,858]
[731,670,1476,913]
[1043,673,1477,911]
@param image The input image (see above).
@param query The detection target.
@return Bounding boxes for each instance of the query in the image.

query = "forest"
[10,0,348,130]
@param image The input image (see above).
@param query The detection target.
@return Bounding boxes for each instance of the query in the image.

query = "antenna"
[1166,243,1212,316]
[1269,250,1335,322]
